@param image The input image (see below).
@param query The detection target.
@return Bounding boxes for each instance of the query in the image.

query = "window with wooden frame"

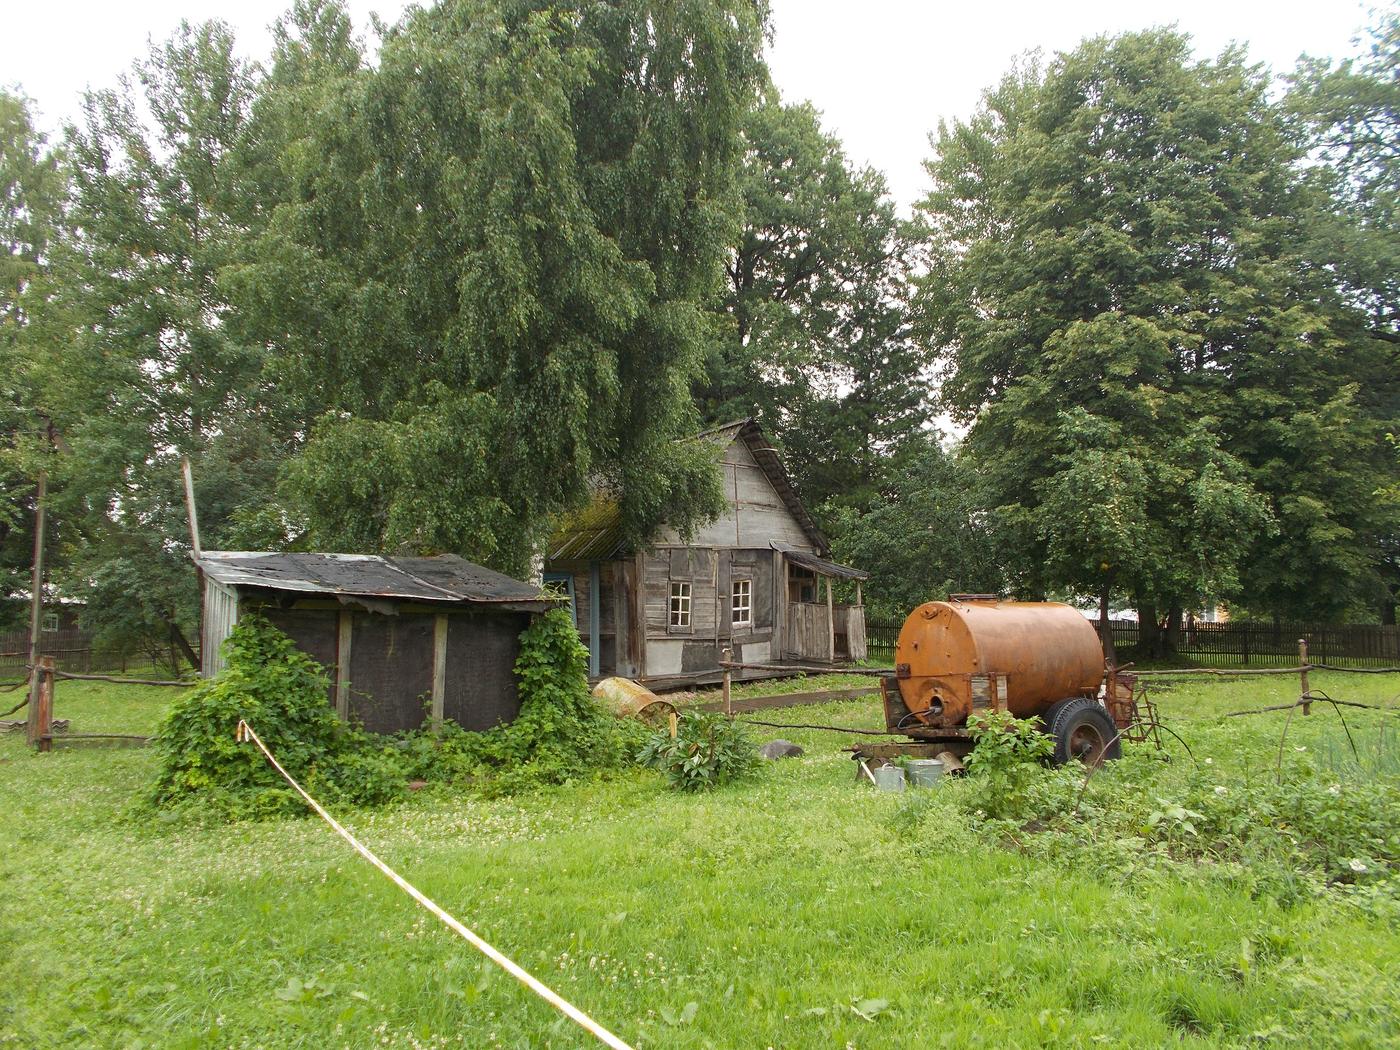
[731,578,752,628]
[668,581,692,629]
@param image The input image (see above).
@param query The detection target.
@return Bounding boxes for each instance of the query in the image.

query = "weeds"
[637,710,760,791]
[148,610,644,818]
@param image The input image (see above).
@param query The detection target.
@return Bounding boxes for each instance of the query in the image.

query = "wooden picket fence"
[864,617,1400,668]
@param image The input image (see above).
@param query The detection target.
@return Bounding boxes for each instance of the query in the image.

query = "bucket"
[906,758,945,788]
[872,764,906,792]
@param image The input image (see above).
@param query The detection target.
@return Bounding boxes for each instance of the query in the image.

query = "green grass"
[2,672,1399,1048]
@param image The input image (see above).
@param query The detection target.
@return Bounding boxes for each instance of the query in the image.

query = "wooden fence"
[864,617,1400,668]
[0,627,175,679]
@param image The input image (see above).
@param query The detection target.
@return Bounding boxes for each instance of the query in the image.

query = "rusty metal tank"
[892,598,1105,731]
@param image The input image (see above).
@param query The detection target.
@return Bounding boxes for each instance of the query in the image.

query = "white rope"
[235,720,636,1050]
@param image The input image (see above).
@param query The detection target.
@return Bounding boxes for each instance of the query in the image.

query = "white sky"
[2,0,1373,211]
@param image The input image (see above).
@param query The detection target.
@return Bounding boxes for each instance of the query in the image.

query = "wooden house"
[545,420,867,688]
[195,551,554,734]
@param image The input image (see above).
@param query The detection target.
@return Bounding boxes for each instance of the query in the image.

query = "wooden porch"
[783,553,867,663]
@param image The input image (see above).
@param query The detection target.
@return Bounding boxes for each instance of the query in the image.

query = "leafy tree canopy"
[697,97,923,514]
[230,0,771,576]
[916,28,1396,628]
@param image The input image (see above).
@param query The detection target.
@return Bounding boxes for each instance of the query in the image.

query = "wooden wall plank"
[336,610,353,719]
[431,613,448,723]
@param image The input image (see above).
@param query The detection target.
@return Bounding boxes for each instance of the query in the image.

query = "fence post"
[1299,638,1310,717]
[722,646,733,719]
[29,655,54,750]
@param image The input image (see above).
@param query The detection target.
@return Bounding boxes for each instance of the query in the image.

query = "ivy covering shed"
[195,551,556,734]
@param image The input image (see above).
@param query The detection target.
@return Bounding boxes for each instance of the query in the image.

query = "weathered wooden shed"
[195,551,554,734]
[544,419,868,689]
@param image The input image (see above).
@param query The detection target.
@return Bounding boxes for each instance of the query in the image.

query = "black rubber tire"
[1043,697,1121,766]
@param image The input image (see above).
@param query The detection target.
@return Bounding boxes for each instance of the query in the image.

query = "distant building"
[195,551,554,734]
[544,419,868,689]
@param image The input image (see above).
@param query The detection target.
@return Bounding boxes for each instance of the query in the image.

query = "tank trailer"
[875,596,1138,766]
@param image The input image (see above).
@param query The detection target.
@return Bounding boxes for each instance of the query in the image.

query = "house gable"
[653,422,822,552]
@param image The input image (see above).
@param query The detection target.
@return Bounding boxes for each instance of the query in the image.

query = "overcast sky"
[4,0,1373,210]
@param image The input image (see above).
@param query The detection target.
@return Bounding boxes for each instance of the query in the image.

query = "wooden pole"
[1299,638,1311,716]
[26,470,47,747]
[335,610,353,720]
[182,458,201,557]
[182,458,205,675]
[722,646,732,719]
[430,613,448,728]
[33,655,54,751]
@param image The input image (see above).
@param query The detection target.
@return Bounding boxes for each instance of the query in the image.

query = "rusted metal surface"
[592,677,678,727]
[891,599,1104,731]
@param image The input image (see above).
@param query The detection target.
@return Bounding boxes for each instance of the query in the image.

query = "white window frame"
[731,578,752,628]
[669,581,692,629]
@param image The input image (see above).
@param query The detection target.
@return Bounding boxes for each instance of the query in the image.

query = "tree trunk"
[1099,585,1117,666]
[167,619,200,671]
[1137,602,1159,658]
[1164,606,1183,657]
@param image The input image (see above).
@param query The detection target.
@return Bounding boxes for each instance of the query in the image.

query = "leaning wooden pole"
[183,457,204,675]
[26,471,47,748]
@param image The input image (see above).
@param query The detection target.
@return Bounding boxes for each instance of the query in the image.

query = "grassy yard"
[3,672,1399,1048]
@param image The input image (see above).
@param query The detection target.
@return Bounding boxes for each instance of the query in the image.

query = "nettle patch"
[637,709,760,792]
[148,611,646,819]
[897,712,1400,918]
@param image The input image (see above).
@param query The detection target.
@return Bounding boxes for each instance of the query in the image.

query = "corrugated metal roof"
[775,544,869,581]
[194,551,552,606]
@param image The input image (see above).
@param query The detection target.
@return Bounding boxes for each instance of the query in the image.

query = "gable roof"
[696,419,828,553]
[547,418,829,560]
[194,551,552,608]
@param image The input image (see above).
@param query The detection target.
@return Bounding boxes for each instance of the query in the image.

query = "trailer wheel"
[1043,698,1120,767]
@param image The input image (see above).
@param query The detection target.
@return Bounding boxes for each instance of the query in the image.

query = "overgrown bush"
[898,710,1400,916]
[402,609,646,794]
[149,616,407,819]
[962,711,1075,821]
[637,710,759,792]
[150,609,643,818]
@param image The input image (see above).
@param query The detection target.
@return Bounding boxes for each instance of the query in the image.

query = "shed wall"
[442,612,528,731]
[347,612,435,734]
[258,606,340,706]
[201,579,240,676]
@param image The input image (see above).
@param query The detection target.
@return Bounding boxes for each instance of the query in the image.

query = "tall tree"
[1288,8,1400,622]
[0,90,65,624]
[916,30,1389,649]
[827,432,1003,619]
[698,98,923,513]
[229,0,770,576]
[1289,8,1400,347]
[35,21,264,660]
